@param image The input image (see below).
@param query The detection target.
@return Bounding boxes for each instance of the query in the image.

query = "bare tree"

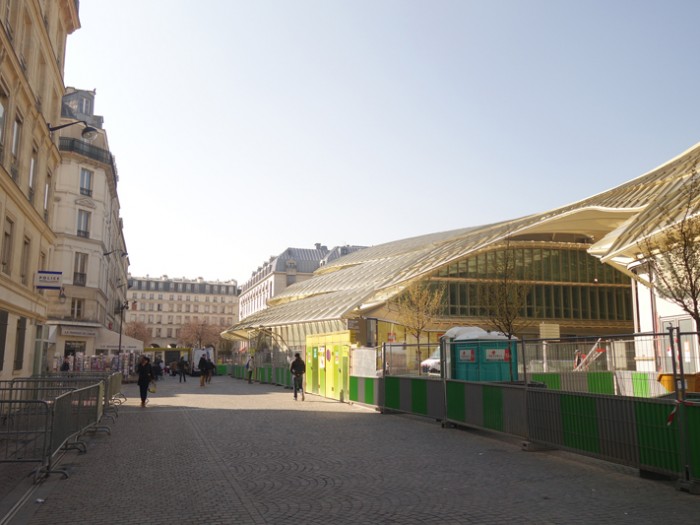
[481,244,532,338]
[389,281,446,370]
[178,321,222,348]
[124,321,151,346]
[479,241,533,381]
[639,167,700,346]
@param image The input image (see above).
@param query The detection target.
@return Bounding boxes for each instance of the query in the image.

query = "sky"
[64,0,700,285]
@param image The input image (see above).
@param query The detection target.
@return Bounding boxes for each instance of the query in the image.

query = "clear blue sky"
[64,0,700,284]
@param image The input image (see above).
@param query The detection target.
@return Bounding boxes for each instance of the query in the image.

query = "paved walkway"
[1,375,698,524]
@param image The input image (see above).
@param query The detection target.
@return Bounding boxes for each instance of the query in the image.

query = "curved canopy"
[223,140,700,340]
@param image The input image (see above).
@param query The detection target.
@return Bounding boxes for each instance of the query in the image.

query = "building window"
[13,317,26,370]
[28,149,37,203]
[70,298,84,319]
[0,309,8,371]
[77,209,90,238]
[79,168,93,197]
[1,217,14,274]
[11,116,21,163]
[64,341,86,357]
[0,85,7,162]
[43,171,51,221]
[74,252,87,286]
[19,236,29,285]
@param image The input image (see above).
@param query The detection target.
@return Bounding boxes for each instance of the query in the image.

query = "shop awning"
[96,328,144,353]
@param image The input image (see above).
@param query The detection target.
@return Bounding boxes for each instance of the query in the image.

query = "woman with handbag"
[136,355,154,407]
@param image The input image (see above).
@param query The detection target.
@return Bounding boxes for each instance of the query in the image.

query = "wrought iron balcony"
[59,137,119,184]
[59,137,112,165]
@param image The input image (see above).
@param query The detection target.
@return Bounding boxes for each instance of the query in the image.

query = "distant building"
[238,244,366,319]
[126,275,240,349]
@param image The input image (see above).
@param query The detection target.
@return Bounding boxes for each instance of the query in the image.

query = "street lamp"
[104,250,128,257]
[47,120,99,141]
[117,300,130,355]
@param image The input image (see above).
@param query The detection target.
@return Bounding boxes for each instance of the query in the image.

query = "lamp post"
[117,300,129,355]
[47,120,99,141]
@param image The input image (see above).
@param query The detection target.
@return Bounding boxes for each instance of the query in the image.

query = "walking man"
[178,356,187,383]
[136,355,154,407]
[198,354,208,387]
[290,352,306,401]
[245,355,255,384]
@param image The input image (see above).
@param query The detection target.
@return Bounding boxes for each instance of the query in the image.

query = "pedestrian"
[136,355,154,407]
[245,355,255,384]
[290,352,306,401]
[198,354,208,387]
[574,349,583,370]
[206,357,214,383]
[178,356,187,383]
[60,356,70,372]
[152,357,162,381]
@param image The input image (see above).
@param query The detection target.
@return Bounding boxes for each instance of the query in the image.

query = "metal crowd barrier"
[0,382,105,481]
[33,372,126,421]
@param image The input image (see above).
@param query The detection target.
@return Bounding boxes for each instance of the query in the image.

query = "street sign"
[35,271,63,289]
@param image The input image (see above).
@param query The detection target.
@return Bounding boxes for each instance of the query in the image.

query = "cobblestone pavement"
[2,375,698,524]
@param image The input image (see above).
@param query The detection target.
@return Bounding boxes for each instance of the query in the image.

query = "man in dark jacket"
[178,356,188,383]
[136,356,154,407]
[290,353,306,401]
[198,354,208,387]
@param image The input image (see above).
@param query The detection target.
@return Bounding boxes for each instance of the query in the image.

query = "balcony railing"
[73,272,87,286]
[79,187,92,197]
[77,229,90,238]
[59,137,112,165]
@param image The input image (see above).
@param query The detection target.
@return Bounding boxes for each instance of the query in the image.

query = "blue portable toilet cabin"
[444,327,518,382]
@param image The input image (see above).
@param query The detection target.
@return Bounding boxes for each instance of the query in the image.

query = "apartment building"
[45,87,136,368]
[126,275,239,349]
[238,244,366,320]
[0,1,81,378]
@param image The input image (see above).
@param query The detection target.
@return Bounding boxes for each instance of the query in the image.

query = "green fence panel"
[349,376,359,401]
[631,372,650,398]
[446,381,465,422]
[686,403,700,481]
[561,394,600,453]
[385,377,400,410]
[364,378,375,406]
[482,386,503,432]
[411,378,428,415]
[634,400,680,474]
[531,373,561,390]
[587,372,615,394]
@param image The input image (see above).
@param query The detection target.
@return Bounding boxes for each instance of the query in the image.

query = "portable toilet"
[444,327,517,382]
